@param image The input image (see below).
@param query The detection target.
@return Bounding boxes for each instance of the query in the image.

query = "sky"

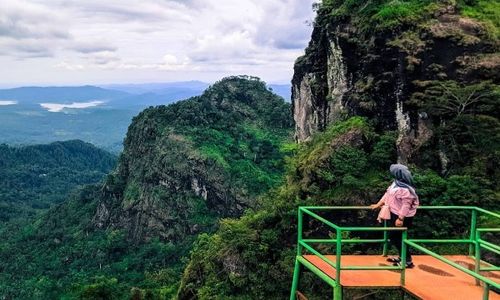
[0,0,317,87]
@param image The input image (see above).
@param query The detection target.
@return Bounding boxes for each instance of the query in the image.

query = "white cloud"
[0,1,69,39]
[70,42,118,54]
[87,51,121,65]
[0,0,317,85]
[0,1,69,58]
[55,61,85,71]
[58,1,192,23]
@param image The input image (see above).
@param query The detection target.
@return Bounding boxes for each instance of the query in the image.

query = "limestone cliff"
[292,0,499,169]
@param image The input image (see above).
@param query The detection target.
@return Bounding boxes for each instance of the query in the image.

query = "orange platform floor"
[302,255,500,300]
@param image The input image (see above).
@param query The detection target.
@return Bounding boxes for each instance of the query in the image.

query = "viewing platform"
[290,206,500,300]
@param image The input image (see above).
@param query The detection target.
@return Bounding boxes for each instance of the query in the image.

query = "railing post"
[298,208,303,255]
[400,230,407,286]
[290,258,300,300]
[469,209,477,256]
[290,208,304,300]
[475,230,481,286]
[383,219,388,256]
[483,283,489,300]
[335,228,342,299]
[334,285,342,300]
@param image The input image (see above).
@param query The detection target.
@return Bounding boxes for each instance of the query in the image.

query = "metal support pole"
[290,258,301,300]
[469,209,477,256]
[335,229,342,281]
[334,285,342,300]
[475,231,481,286]
[297,208,303,255]
[383,219,389,256]
[483,284,490,300]
[335,228,342,300]
[290,208,303,300]
[401,230,407,286]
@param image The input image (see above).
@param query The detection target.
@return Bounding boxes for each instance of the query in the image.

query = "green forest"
[0,140,116,222]
[1,0,499,299]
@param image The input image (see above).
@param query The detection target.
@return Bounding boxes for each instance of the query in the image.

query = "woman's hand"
[395,219,404,227]
[370,204,379,210]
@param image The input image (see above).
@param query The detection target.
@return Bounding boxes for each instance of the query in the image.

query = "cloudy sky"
[0,0,317,87]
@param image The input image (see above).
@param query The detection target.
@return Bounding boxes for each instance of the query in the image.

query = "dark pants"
[389,212,413,263]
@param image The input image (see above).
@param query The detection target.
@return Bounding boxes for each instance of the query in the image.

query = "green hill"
[0,76,293,299]
[0,140,116,222]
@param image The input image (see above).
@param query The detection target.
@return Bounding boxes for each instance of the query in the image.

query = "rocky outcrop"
[292,30,349,142]
[292,2,499,165]
[93,132,251,242]
[91,77,292,242]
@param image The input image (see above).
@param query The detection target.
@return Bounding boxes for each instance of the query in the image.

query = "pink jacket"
[380,183,419,218]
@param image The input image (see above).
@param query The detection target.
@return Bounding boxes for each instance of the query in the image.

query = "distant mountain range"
[99,81,210,95]
[99,81,291,103]
[0,81,291,152]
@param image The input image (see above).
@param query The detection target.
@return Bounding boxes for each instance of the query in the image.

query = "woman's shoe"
[386,257,401,263]
[393,261,415,268]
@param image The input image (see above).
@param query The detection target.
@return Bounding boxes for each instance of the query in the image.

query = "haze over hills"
[101,82,292,103]
[99,81,211,95]
[0,82,291,152]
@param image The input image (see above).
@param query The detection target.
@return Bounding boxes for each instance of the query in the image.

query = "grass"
[460,0,500,40]
[323,0,440,32]
[322,0,499,40]
[198,144,229,169]
[294,117,369,173]
[372,0,431,29]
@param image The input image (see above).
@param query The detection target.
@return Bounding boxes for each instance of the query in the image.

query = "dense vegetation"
[178,0,499,298]
[0,76,293,299]
[0,185,185,299]
[316,0,499,39]
[178,116,498,299]
[118,75,291,205]
[0,140,116,222]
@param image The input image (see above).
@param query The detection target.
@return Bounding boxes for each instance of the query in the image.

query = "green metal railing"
[290,206,500,300]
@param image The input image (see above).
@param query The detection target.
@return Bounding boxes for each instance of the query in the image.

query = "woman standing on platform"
[371,164,419,268]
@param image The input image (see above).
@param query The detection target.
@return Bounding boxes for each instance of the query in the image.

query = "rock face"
[92,76,292,242]
[292,30,349,142]
[292,1,499,166]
